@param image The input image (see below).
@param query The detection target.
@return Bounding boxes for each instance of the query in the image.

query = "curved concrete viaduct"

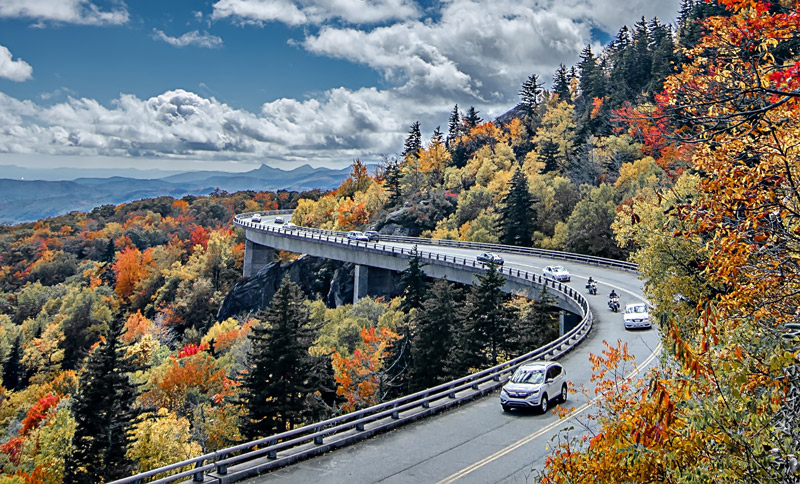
[233,214,660,484]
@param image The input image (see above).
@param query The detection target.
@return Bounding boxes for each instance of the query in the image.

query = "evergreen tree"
[382,157,402,205]
[452,264,513,374]
[509,287,560,357]
[446,104,462,149]
[410,279,464,390]
[238,275,324,441]
[402,121,422,160]
[399,247,429,313]
[2,335,23,391]
[381,323,413,400]
[647,20,677,95]
[552,63,571,102]
[65,316,141,483]
[464,106,482,130]
[519,74,545,115]
[498,168,535,247]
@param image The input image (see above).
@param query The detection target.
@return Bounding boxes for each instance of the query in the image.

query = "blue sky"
[0,0,680,173]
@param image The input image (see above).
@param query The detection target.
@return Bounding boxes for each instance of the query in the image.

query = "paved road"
[242,219,658,483]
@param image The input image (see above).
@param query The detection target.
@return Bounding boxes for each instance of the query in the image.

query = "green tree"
[64,316,141,483]
[565,184,623,259]
[453,263,514,374]
[509,287,559,357]
[446,104,462,149]
[552,63,571,102]
[402,121,422,161]
[399,247,429,313]
[382,156,403,205]
[238,276,325,440]
[2,335,23,391]
[464,107,482,130]
[410,279,464,390]
[498,168,535,246]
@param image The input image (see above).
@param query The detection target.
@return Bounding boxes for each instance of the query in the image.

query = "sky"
[0,0,681,173]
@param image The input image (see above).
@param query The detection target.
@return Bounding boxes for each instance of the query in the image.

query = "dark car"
[364,230,380,241]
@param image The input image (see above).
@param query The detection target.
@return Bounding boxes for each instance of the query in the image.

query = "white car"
[251,214,261,223]
[347,231,369,242]
[543,265,571,282]
[284,222,298,230]
[623,303,652,329]
[477,252,504,265]
[274,216,284,224]
[500,361,568,413]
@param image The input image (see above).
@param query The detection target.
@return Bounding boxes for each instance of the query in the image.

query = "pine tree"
[509,286,560,357]
[402,121,422,161]
[382,157,402,205]
[2,335,23,391]
[464,106,482,130]
[498,168,535,247]
[552,63,571,102]
[381,323,413,400]
[519,74,545,115]
[446,104,462,149]
[410,279,464,390]
[65,316,141,483]
[452,264,513,374]
[399,247,429,313]
[238,275,324,441]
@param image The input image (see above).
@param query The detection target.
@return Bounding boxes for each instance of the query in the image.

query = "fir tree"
[399,247,429,313]
[464,106,482,130]
[410,279,464,390]
[64,316,141,483]
[238,275,325,441]
[381,323,413,400]
[382,157,402,205]
[446,104,462,149]
[509,287,560,357]
[452,264,514,374]
[402,121,422,161]
[552,63,571,102]
[498,168,535,247]
[519,74,545,115]
[2,335,23,391]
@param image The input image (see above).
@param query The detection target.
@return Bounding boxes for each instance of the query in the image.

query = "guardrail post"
[268,440,278,459]
[193,461,204,482]
[471,383,479,390]
[216,453,229,475]
[356,422,365,431]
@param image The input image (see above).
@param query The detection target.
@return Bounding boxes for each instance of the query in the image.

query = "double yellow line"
[437,341,662,483]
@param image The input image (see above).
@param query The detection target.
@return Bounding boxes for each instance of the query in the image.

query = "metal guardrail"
[111,212,636,484]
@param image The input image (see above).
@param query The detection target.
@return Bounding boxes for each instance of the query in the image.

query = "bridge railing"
[109,214,635,484]
[233,212,637,272]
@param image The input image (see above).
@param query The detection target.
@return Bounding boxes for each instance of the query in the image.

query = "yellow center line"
[436,341,662,484]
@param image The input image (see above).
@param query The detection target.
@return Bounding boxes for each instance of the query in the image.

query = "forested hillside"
[1,0,798,482]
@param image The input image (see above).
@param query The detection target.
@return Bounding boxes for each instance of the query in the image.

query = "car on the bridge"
[284,222,298,231]
[543,265,571,282]
[347,231,369,242]
[250,214,261,223]
[477,252,504,265]
[623,303,652,329]
[274,216,284,224]
[364,230,380,241]
[500,361,568,413]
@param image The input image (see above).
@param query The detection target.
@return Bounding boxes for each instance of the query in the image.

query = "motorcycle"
[586,281,597,295]
[608,295,620,312]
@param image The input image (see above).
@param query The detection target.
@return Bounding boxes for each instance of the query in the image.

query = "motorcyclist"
[609,289,618,299]
[587,276,594,286]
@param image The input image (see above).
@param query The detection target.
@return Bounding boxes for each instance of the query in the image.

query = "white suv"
[623,303,652,329]
[543,265,571,282]
[500,361,568,413]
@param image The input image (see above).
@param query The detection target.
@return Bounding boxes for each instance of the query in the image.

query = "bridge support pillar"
[354,265,369,303]
[243,240,274,277]
[560,310,581,336]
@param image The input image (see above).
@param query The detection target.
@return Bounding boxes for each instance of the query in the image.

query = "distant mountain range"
[0,163,353,225]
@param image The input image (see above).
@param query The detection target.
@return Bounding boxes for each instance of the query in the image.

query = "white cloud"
[152,29,224,49]
[0,0,128,25]
[211,0,420,26]
[0,88,421,168]
[0,0,683,169]
[0,44,32,82]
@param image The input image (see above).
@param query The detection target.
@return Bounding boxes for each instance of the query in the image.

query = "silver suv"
[500,361,568,413]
